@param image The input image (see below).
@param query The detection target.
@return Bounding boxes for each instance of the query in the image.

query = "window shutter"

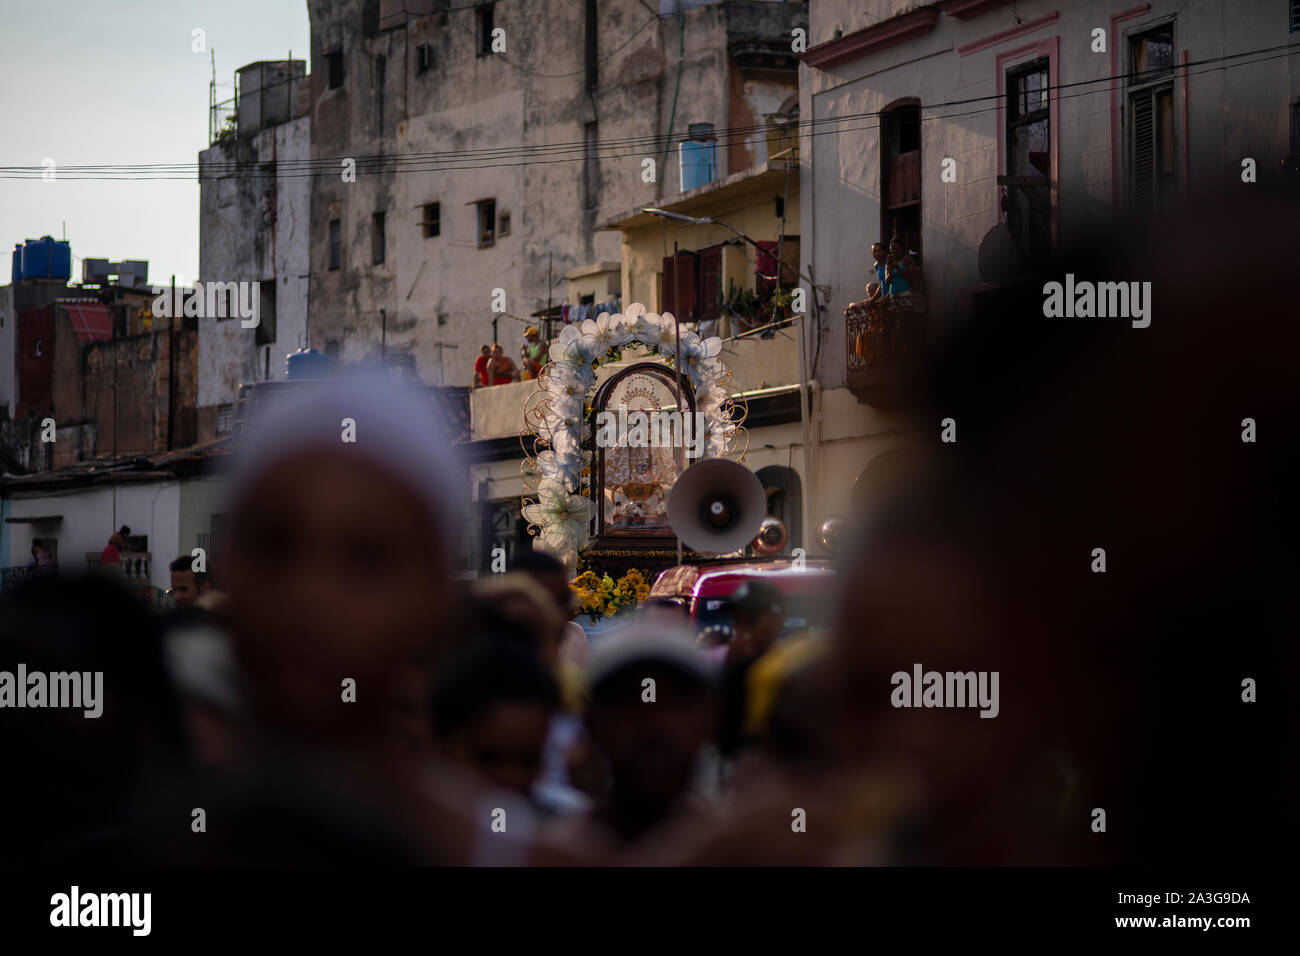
[1132,92,1155,207]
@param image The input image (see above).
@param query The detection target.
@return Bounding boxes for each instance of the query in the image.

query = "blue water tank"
[285,347,332,380]
[11,245,21,283]
[20,237,72,280]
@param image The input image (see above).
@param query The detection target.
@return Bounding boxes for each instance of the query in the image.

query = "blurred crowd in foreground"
[0,194,1293,867]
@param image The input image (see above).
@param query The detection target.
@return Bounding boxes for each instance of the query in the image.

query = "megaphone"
[751,516,788,555]
[667,458,767,554]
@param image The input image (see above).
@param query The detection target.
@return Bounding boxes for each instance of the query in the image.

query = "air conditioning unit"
[82,259,112,284]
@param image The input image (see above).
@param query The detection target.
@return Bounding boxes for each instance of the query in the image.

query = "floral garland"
[569,569,651,622]
[520,303,745,567]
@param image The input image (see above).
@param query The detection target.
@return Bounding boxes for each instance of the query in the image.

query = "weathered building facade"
[305,0,808,386]
[197,59,312,443]
[800,0,1300,386]
[1,281,196,473]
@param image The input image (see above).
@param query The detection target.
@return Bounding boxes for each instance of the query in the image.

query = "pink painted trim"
[1110,4,1152,212]
[938,0,1017,21]
[1181,49,1190,196]
[959,12,1059,57]
[802,8,940,70]
[995,37,1059,248]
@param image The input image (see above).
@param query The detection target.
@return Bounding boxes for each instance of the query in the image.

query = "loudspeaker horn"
[667,457,767,554]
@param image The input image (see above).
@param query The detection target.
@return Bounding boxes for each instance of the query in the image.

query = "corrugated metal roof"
[58,300,113,343]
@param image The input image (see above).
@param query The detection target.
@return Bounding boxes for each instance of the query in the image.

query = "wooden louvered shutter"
[1132,92,1155,208]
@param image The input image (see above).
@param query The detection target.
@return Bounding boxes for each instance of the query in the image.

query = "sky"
[0,0,310,286]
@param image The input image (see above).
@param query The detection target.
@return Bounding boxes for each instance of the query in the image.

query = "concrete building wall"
[198,104,310,441]
[800,0,1300,392]
[177,476,231,566]
[0,286,13,420]
[306,0,806,389]
[5,480,182,591]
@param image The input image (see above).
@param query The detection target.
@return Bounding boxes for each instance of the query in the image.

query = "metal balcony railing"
[845,295,927,405]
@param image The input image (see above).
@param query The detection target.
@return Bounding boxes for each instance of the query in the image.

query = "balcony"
[845,296,927,408]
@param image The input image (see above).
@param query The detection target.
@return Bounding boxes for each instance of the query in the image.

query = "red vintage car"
[646,557,836,636]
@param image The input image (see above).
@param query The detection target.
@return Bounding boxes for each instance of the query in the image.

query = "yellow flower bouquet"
[570,568,652,623]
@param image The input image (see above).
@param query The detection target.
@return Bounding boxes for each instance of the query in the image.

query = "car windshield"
[694,589,828,636]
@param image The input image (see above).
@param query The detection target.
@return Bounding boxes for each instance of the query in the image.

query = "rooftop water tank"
[285,347,332,380]
[20,237,72,281]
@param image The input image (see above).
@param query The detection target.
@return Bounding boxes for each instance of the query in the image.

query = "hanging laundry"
[754,241,780,278]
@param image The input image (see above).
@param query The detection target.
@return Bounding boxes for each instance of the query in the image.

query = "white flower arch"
[520,304,748,567]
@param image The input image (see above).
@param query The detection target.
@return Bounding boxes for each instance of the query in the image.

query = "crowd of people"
[0,194,1290,868]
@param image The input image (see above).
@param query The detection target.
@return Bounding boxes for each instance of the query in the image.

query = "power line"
[12,39,1296,177]
[3,40,1297,180]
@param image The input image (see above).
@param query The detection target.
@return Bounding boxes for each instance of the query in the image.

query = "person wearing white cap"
[550,616,719,856]
[223,367,466,752]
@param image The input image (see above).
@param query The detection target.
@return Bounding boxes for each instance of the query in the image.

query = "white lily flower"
[522,484,593,542]
[547,365,588,400]
[691,352,728,385]
[582,312,633,354]
[535,446,582,486]
[537,532,580,568]
[693,381,727,417]
[626,310,661,345]
[651,313,682,351]
[680,334,722,375]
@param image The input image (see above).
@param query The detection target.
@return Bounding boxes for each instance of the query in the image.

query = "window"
[329,219,342,270]
[421,202,441,238]
[375,55,386,133]
[476,4,495,56]
[416,44,433,74]
[325,339,341,362]
[497,211,511,236]
[256,280,277,346]
[215,403,235,435]
[881,102,921,257]
[1132,25,1174,81]
[660,250,699,320]
[680,123,717,192]
[1291,99,1300,156]
[372,211,386,265]
[584,121,600,209]
[1004,60,1051,262]
[585,0,598,90]
[1127,24,1177,211]
[765,95,800,160]
[34,337,42,356]
[1292,0,1300,32]
[475,199,496,247]
[327,50,344,89]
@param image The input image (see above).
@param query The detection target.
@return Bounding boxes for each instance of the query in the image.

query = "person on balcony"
[99,525,131,571]
[883,238,923,300]
[520,327,546,381]
[486,343,519,386]
[29,539,54,569]
[864,241,888,301]
[472,344,491,389]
